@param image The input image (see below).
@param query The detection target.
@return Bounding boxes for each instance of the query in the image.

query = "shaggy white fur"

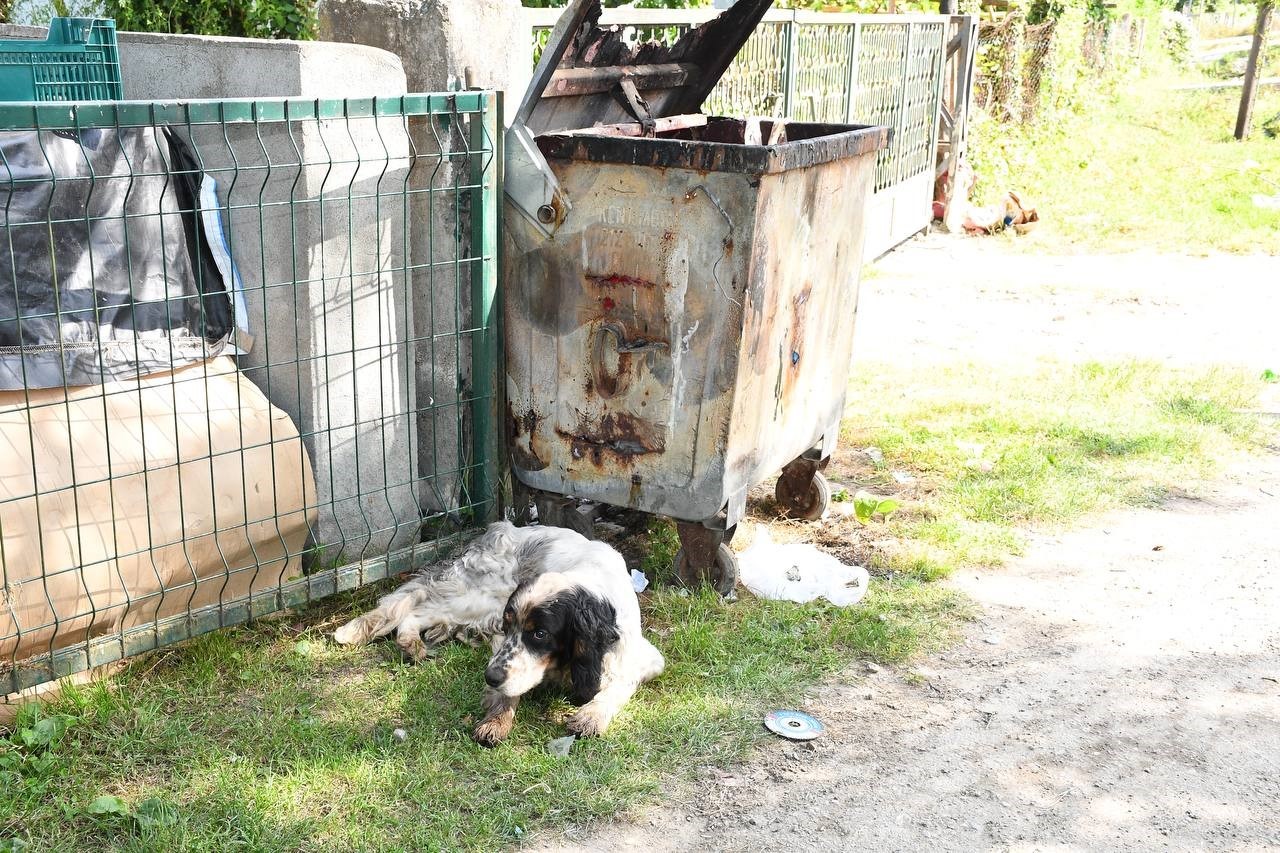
[333,521,559,660]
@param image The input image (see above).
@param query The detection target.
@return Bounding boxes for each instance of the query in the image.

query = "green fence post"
[845,21,862,123]
[783,13,799,117]
[469,91,503,523]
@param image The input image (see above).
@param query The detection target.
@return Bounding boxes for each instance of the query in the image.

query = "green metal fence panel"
[791,22,855,123]
[705,22,789,117]
[0,91,502,695]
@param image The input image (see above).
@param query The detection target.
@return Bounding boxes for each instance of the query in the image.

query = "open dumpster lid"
[514,0,774,136]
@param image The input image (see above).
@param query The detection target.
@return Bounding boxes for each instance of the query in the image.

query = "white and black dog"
[332,521,664,746]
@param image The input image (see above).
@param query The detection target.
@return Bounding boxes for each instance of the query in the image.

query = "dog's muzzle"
[484,663,505,688]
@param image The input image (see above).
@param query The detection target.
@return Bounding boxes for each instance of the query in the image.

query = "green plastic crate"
[0,18,122,103]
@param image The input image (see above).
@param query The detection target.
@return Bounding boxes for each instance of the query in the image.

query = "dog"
[332,521,665,745]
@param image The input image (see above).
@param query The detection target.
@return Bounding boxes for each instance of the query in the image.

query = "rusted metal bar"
[544,63,701,98]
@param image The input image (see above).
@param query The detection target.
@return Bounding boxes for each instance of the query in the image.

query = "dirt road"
[532,237,1280,852]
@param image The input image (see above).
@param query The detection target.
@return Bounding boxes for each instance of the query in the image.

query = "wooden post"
[1235,0,1275,140]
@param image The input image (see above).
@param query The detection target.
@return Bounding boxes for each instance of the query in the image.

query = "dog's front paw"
[397,635,433,663]
[473,715,513,747]
[565,707,609,738]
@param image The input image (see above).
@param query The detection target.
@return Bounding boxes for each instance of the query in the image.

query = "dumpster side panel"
[724,150,877,506]
[504,162,756,522]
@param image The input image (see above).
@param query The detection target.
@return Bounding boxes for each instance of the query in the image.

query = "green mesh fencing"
[0,92,502,694]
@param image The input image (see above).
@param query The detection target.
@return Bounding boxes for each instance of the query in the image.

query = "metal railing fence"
[0,91,502,694]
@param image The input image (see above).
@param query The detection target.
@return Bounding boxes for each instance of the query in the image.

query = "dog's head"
[484,573,620,703]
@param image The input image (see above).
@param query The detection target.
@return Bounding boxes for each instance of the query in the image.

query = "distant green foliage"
[1160,10,1193,65]
[104,0,316,40]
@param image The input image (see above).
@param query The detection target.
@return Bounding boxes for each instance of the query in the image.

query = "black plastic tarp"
[0,126,233,390]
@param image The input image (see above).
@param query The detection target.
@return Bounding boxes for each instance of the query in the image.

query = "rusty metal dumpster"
[503,0,889,593]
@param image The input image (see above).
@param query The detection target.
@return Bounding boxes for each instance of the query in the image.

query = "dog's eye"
[532,629,548,641]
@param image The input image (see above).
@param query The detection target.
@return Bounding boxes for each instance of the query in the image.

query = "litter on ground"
[738,529,870,606]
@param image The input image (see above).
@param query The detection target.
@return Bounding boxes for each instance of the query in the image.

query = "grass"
[969,77,1280,255]
[835,360,1266,581]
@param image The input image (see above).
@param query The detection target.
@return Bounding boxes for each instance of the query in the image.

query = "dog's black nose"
[484,665,504,688]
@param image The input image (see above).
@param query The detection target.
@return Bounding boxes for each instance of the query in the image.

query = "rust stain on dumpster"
[555,411,665,470]
[508,406,549,472]
[586,273,658,289]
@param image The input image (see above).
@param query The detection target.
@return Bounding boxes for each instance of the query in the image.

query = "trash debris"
[864,661,882,674]
[545,735,576,757]
[392,728,408,743]
[891,470,916,484]
[738,529,870,606]
[630,569,650,593]
[595,521,628,538]
[863,446,885,464]
[953,190,1040,236]
[764,709,826,741]
[982,635,1002,646]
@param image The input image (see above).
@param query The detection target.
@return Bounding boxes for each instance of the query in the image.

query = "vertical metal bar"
[845,21,862,123]
[468,92,502,523]
[783,13,799,118]
[946,16,977,200]
[896,22,914,188]
[927,25,947,191]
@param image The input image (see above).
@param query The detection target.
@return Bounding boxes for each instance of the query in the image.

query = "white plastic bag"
[738,529,870,606]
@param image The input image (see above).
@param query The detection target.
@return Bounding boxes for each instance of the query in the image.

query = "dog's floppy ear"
[564,588,620,705]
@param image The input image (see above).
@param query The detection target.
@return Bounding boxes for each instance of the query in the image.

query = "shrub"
[103,0,316,40]
[1160,9,1193,66]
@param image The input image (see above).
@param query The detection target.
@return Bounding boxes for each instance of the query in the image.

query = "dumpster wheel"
[776,468,832,521]
[674,544,738,598]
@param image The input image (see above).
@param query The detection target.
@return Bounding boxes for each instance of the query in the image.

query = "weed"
[841,359,1265,576]
[639,516,681,585]
[853,491,900,524]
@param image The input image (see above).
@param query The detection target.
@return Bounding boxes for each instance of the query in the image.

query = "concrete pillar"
[318,0,524,520]
[117,34,424,563]
[317,0,529,107]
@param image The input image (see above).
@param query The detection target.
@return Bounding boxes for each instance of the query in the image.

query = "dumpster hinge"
[617,78,657,138]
